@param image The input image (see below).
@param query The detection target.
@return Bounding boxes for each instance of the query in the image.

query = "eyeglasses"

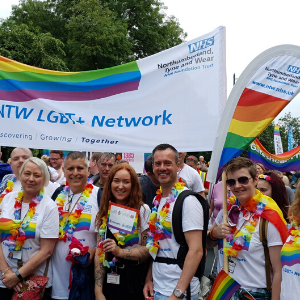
[226,176,252,187]
[50,158,61,161]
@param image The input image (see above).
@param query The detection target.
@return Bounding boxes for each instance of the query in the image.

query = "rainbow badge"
[206,270,241,300]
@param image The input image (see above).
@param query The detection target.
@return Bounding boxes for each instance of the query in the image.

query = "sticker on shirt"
[0,217,36,242]
[62,212,92,232]
[281,239,300,267]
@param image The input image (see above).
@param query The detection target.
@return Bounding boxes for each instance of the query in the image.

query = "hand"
[213,223,233,239]
[103,239,120,256]
[167,294,181,300]
[143,279,154,299]
[1,269,21,290]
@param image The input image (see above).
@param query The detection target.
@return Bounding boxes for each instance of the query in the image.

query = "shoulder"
[140,203,151,214]
[42,194,59,210]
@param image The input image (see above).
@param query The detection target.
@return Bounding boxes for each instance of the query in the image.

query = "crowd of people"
[0,146,299,300]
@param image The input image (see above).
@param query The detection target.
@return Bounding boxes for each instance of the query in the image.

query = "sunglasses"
[226,176,252,187]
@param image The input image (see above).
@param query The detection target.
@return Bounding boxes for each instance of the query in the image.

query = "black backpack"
[155,190,209,299]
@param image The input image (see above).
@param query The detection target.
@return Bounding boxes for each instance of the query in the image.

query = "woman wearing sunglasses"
[207,157,287,300]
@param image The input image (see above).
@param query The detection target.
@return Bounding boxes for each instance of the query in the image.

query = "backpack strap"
[259,217,272,291]
[51,185,65,201]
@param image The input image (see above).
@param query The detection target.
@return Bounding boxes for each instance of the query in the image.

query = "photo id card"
[8,250,22,260]
[107,273,120,285]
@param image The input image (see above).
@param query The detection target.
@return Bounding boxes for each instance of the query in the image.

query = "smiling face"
[153,148,180,189]
[50,153,64,170]
[257,179,272,197]
[111,169,132,204]
[63,158,89,194]
[227,167,258,206]
[21,161,45,197]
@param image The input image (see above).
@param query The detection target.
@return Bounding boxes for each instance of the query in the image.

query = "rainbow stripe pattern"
[0,56,141,102]
[219,88,290,171]
[63,212,92,232]
[113,229,139,247]
[281,239,300,267]
[207,270,241,300]
[248,138,300,172]
[274,124,281,136]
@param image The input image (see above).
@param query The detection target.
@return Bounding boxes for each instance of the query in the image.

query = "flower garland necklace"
[0,176,17,204]
[7,188,44,251]
[223,191,269,257]
[146,180,185,254]
[56,181,93,242]
[287,219,300,248]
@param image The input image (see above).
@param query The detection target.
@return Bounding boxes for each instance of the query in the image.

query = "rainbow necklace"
[56,181,93,242]
[0,176,17,204]
[146,180,185,255]
[287,219,300,248]
[7,188,44,251]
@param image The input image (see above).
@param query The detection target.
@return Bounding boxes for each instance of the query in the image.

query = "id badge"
[8,251,22,260]
[228,258,236,273]
[107,273,120,285]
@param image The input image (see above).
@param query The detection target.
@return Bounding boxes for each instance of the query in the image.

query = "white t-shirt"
[152,189,204,297]
[178,164,204,193]
[53,169,66,185]
[215,209,282,289]
[51,185,99,299]
[48,166,59,181]
[107,204,150,248]
[0,191,59,288]
[280,234,300,300]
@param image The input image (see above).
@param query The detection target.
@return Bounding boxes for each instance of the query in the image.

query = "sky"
[1,0,300,122]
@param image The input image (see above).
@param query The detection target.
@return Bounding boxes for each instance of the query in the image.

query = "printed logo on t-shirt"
[281,239,300,268]
[62,212,92,232]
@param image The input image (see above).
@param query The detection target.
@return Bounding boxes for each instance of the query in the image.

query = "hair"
[259,171,289,221]
[20,157,50,187]
[41,155,50,166]
[289,184,300,222]
[186,155,198,163]
[225,157,257,179]
[63,151,89,169]
[95,164,144,229]
[97,152,116,165]
[91,152,103,162]
[200,167,208,172]
[119,160,129,164]
[152,143,179,163]
[50,150,64,158]
[256,163,266,173]
[144,155,154,173]
[11,148,33,158]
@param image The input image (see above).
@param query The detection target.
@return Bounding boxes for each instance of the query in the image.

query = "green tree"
[257,121,275,153]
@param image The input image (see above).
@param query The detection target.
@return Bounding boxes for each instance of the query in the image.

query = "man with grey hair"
[88,152,102,180]
[51,151,99,299]
[93,152,115,190]
[0,148,59,200]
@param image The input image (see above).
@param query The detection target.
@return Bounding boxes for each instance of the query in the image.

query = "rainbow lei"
[0,176,17,204]
[6,188,44,251]
[287,219,300,248]
[223,192,269,257]
[56,181,93,242]
[146,180,185,254]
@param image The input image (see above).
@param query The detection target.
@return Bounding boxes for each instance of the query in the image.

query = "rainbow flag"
[274,124,283,154]
[248,138,300,172]
[281,239,300,267]
[0,56,141,102]
[206,270,241,300]
[274,124,280,136]
[113,229,139,247]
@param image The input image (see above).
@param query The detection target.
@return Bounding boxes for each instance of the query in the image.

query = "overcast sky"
[1,0,300,122]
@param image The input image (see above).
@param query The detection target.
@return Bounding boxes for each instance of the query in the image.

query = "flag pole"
[222,170,229,273]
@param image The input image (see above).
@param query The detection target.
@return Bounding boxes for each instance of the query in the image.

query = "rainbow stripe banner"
[0,27,226,152]
[207,45,300,183]
[248,138,300,172]
[274,124,283,154]
[206,270,241,300]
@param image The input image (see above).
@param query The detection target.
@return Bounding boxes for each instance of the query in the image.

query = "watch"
[173,288,185,299]
[14,270,23,281]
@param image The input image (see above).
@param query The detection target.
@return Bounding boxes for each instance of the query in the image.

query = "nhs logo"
[188,37,214,53]
[287,65,300,74]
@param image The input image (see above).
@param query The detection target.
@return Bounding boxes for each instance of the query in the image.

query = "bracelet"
[210,228,218,241]
[1,268,10,276]
[14,270,23,281]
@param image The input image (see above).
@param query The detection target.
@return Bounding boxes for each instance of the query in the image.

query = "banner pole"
[222,171,229,273]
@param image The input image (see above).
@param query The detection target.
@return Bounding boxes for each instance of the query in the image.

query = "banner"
[207,45,300,182]
[248,138,300,172]
[0,27,226,152]
[288,124,295,151]
[274,124,283,154]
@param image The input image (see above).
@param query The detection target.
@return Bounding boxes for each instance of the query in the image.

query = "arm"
[94,235,106,300]
[209,198,214,220]
[143,260,154,299]
[206,221,233,248]
[104,229,150,262]
[168,230,203,300]
[269,245,282,300]
[87,247,96,266]
[1,238,56,290]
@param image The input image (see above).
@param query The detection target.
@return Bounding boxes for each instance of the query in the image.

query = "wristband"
[14,270,23,281]
[210,228,218,241]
